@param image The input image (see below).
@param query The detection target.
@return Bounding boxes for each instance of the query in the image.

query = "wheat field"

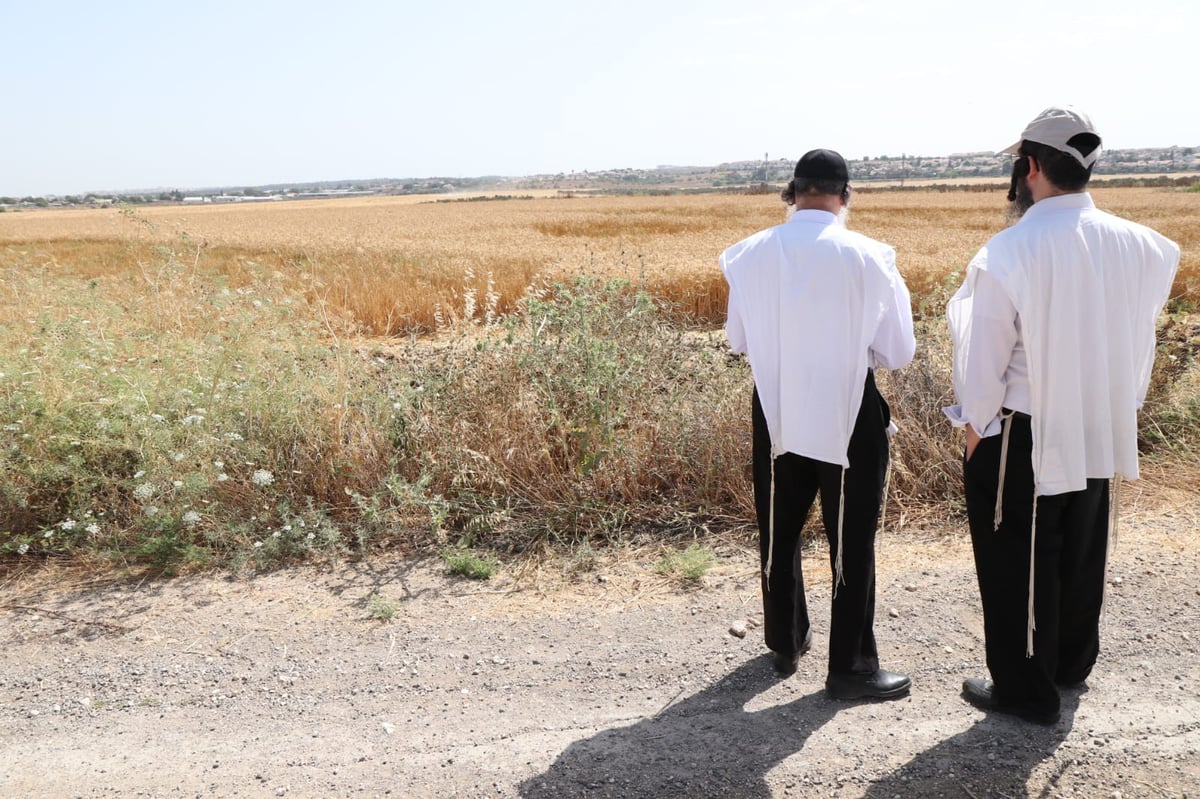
[3,186,1196,335]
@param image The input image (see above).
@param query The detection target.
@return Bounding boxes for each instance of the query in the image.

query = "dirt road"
[2,484,1197,798]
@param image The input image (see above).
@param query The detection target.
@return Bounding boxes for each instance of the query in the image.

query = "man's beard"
[1006,176,1034,226]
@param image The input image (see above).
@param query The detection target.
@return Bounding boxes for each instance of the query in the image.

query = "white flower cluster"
[251,469,275,487]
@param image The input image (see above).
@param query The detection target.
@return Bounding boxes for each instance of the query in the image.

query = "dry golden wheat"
[2,187,1195,334]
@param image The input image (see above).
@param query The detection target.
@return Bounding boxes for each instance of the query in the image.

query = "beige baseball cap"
[1001,106,1102,168]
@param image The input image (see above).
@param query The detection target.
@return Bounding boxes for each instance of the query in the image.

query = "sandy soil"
[1,483,1197,799]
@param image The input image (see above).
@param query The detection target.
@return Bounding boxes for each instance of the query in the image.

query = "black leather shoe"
[825,669,911,700]
[962,677,1060,725]
[770,629,813,676]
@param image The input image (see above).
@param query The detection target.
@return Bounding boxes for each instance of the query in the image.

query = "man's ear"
[1025,155,1041,179]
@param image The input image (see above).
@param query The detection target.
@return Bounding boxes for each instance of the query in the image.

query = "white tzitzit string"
[833,467,847,597]
[993,410,1016,530]
[764,455,776,585]
[880,447,893,536]
[1026,495,1038,657]
[1099,476,1122,630]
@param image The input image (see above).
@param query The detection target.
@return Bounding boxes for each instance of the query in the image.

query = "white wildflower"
[134,470,146,479]
[150,413,165,422]
[253,541,263,548]
[144,505,159,517]
[251,469,274,487]
[42,529,53,538]
[213,460,224,469]
[225,432,244,442]
[59,519,76,531]
[132,483,155,501]
[217,473,229,482]
[282,524,292,531]
[306,532,315,542]
[272,530,281,539]
[85,523,101,536]
[182,511,201,527]
[2,424,20,432]
[17,543,29,555]
[173,480,184,488]
[181,415,205,426]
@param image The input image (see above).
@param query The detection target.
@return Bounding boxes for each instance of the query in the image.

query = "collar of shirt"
[1023,191,1095,220]
[788,209,839,226]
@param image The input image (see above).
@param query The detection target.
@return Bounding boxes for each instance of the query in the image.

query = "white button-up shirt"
[722,209,915,468]
[944,192,1180,495]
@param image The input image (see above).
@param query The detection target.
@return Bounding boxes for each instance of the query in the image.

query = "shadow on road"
[518,658,840,798]
[521,659,1082,799]
[858,691,1079,799]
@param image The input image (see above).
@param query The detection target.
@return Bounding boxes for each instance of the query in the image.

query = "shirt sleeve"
[1133,235,1181,409]
[721,254,748,354]
[957,268,1020,437]
[869,248,916,370]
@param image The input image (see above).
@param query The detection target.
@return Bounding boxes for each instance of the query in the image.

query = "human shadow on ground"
[858,690,1081,799]
[518,658,841,798]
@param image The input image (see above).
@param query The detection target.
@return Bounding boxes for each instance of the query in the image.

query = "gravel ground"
[1,483,1197,799]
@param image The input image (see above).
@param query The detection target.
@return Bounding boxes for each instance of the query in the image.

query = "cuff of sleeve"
[942,406,1001,437]
[942,405,968,428]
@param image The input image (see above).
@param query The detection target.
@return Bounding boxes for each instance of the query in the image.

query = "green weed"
[366,592,399,621]
[442,548,498,580]
[655,543,715,582]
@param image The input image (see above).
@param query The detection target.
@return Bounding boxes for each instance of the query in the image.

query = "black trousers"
[752,372,890,676]
[963,413,1109,716]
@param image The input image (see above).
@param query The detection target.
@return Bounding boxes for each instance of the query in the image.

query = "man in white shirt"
[945,107,1180,724]
[722,149,916,700]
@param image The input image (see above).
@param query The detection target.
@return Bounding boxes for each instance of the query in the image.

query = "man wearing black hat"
[722,149,916,699]
[945,107,1180,724]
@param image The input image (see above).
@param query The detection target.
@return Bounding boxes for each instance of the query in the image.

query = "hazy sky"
[2,0,1195,196]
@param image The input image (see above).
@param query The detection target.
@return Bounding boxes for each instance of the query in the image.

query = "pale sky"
[2,0,1195,197]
